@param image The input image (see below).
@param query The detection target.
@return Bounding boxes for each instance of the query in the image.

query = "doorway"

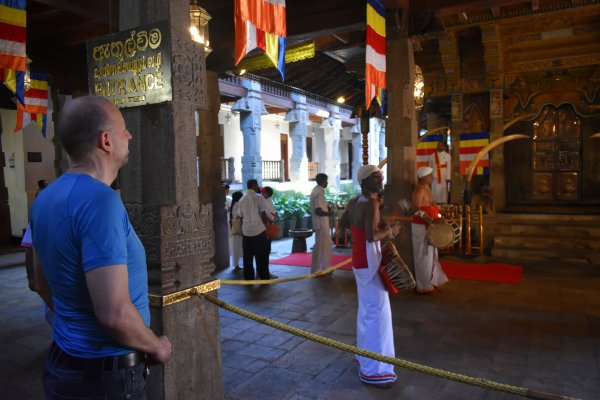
[280,134,289,181]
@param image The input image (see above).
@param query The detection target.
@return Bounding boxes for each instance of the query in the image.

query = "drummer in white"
[411,166,449,294]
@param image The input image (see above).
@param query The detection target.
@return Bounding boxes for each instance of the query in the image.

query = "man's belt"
[52,342,146,371]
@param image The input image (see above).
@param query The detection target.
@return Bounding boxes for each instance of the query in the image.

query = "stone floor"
[1,237,599,400]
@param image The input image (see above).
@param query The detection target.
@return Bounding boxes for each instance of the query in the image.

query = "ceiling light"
[337,96,345,104]
[414,65,424,110]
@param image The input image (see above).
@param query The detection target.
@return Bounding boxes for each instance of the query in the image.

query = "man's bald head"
[57,96,116,162]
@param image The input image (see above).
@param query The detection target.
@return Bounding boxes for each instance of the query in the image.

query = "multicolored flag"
[0,0,27,71]
[459,132,490,175]
[365,0,385,109]
[0,67,25,104]
[416,134,443,170]
[15,72,49,137]
[235,0,287,80]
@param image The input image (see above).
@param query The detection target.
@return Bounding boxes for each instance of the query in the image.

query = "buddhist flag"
[0,67,25,104]
[365,0,385,109]
[15,72,49,137]
[235,0,287,80]
[416,134,443,170]
[459,132,489,175]
[0,0,27,71]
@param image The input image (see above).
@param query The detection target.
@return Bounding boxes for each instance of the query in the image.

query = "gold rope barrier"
[201,294,579,400]
[220,257,353,285]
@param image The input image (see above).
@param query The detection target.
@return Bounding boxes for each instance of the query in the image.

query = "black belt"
[51,342,146,371]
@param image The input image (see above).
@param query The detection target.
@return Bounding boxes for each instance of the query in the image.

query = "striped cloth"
[0,0,26,71]
[459,132,490,175]
[365,0,385,109]
[15,72,49,137]
[416,134,443,170]
[234,0,286,79]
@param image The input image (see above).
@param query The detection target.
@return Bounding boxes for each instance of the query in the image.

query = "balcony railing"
[262,160,285,182]
[221,157,234,183]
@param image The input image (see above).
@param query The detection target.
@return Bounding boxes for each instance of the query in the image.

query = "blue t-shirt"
[30,173,149,358]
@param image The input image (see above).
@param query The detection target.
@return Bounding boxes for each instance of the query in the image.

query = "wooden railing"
[308,162,319,180]
[262,160,284,182]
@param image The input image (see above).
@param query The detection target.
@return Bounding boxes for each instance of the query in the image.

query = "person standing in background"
[230,191,244,272]
[428,140,451,204]
[310,173,334,274]
[261,186,277,257]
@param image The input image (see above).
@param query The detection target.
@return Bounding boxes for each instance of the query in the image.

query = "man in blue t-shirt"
[30,96,171,399]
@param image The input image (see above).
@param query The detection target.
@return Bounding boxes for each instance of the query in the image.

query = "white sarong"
[411,223,449,291]
[353,241,397,384]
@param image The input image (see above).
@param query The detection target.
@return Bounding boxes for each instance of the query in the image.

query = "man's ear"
[98,131,111,152]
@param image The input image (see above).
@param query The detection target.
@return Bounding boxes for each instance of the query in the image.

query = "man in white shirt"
[237,179,276,280]
[310,173,334,273]
[428,140,451,204]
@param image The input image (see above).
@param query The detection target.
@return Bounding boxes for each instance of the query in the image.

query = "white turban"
[357,164,381,183]
[417,166,433,178]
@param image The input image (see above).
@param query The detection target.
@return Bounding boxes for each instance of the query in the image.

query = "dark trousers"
[242,231,270,280]
[43,343,147,399]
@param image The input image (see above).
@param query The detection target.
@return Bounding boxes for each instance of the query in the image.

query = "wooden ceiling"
[13,1,600,111]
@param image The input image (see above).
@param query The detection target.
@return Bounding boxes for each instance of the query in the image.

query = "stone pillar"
[351,124,362,185]
[285,93,309,183]
[383,7,417,266]
[450,93,465,204]
[232,79,268,186]
[118,1,223,399]
[322,105,342,187]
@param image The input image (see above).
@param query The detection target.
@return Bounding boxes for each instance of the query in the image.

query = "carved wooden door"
[532,105,581,201]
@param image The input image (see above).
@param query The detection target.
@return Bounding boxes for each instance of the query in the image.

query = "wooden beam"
[31,0,118,27]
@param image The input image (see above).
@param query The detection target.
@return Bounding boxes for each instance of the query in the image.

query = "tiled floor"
[1,237,599,399]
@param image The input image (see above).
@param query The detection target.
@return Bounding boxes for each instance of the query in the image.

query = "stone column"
[118,1,223,399]
[351,124,362,184]
[285,93,309,183]
[322,105,342,187]
[383,7,418,265]
[232,79,268,186]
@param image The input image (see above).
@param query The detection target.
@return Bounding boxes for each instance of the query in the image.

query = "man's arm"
[86,265,171,364]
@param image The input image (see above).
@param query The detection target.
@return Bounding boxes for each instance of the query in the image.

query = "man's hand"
[149,335,172,365]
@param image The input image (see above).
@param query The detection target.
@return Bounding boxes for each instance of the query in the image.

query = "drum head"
[427,222,454,248]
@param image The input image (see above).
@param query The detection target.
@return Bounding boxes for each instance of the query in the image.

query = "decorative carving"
[124,202,215,262]
[171,34,206,107]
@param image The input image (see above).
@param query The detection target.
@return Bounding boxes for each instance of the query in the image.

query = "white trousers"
[311,228,332,273]
[411,223,448,291]
[353,241,397,384]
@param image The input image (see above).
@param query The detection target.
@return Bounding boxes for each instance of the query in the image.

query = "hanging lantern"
[189,0,212,54]
[414,65,425,110]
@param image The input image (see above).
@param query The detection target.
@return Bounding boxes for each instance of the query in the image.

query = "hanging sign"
[87,20,172,108]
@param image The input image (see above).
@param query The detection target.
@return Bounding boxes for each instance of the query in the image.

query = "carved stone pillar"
[439,31,461,93]
[232,79,268,186]
[351,124,362,185]
[285,93,308,183]
[384,8,417,266]
[118,1,223,399]
[322,105,342,187]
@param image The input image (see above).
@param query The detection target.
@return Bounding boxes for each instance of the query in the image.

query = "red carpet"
[271,253,523,284]
[440,261,523,285]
